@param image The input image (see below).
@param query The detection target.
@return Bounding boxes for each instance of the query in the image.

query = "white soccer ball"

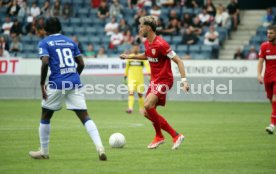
[109,133,126,148]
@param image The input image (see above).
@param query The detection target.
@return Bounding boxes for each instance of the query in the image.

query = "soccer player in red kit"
[258,25,276,134]
[120,16,190,149]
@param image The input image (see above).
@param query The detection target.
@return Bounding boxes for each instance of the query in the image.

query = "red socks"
[146,107,178,138]
[146,108,163,138]
[271,101,276,125]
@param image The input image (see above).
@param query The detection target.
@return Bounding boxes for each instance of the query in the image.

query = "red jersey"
[144,36,176,84]
[259,41,276,82]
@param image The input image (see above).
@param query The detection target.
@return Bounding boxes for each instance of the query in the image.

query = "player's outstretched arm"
[257,58,264,84]
[172,55,189,93]
[120,53,147,60]
[40,56,49,100]
[75,56,85,75]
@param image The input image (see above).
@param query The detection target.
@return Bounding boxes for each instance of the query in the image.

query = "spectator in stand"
[215,4,230,28]
[30,1,41,18]
[6,0,20,17]
[36,17,45,38]
[261,8,274,27]
[184,0,198,8]
[134,8,147,31]
[9,36,22,57]
[0,45,10,58]
[227,0,240,30]
[97,1,109,20]
[204,0,216,17]
[233,47,244,59]
[149,4,161,20]
[181,13,193,31]
[0,36,9,51]
[62,2,73,19]
[92,0,101,8]
[25,18,37,35]
[198,8,211,26]
[97,47,108,58]
[109,0,123,19]
[189,16,203,36]
[105,17,119,36]
[51,0,62,17]
[128,0,138,9]
[109,28,124,49]
[182,28,198,45]
[118,18,131,33]
[169,10,180,21]
[2,16,13,36]
[204,25,219,46]
[123,29,134,45]
[17,1,28,23]
[10,18,22,38]
[162,18,181,35]
[41,0,51,17]
[72,36,84,54]
[156,17,165,35]
[160,0,175,7]
[85,44,97,58]
[246,46,258,60]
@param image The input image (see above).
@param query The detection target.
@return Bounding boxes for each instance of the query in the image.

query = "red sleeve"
[159,39,172,57]
[259,43,266,59]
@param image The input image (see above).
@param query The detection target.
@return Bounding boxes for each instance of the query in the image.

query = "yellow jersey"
[124,54,151,82]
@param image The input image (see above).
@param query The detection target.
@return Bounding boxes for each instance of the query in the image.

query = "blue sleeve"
[73,42,81,57]
[38,41,49,58]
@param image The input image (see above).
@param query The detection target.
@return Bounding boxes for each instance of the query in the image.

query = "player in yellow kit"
[124,43,151,114]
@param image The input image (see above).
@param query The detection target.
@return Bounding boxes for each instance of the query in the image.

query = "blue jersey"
[38,34,82,89]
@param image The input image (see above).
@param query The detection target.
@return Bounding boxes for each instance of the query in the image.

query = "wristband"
[181,78,187,82]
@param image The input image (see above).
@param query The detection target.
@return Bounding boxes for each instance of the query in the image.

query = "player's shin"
[84,119,104,150]
[39,120,50,155]
[146,108,163,138]
[271,101,276,125]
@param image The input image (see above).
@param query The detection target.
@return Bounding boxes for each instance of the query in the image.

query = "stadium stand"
[0,0,237,59]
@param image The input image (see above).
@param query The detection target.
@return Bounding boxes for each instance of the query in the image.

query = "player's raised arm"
[40,56,49,100]
[172,55,189,93]
[75,55,85,75]
[120,53,147,60]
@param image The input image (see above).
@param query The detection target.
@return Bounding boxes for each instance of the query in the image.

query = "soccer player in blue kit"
[29,17,107,161]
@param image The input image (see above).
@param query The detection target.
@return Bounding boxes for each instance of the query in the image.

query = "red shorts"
[146,82,173,106]
[264,81,276,100]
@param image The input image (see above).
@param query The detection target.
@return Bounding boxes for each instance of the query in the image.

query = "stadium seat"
[189,45,200,53]
[74,27,86,35]
[21,35,33,44]
[78,36,91,45]
[70,18,82,27]
[85,26,97,35]
[77,8,89,18]
[172,36,182,44]
[182,7,193,15]
[176,45,188,53]
[63,27,75,35]
[82,18,93,27]
[163,36,171,43]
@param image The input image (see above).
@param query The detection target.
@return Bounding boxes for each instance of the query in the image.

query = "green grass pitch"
[0,100,276,174]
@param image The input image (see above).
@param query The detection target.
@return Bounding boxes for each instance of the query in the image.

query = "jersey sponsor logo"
[266,50,271,52]
[60,67,76,74]
[151,49,156,55]
[266,55,276,60]
[148,57,158,62]
[129,61,143,66]
[47,41,55,46]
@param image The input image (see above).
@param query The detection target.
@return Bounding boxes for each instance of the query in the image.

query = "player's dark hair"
[44,17,62,34]
[267,25,276,31]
